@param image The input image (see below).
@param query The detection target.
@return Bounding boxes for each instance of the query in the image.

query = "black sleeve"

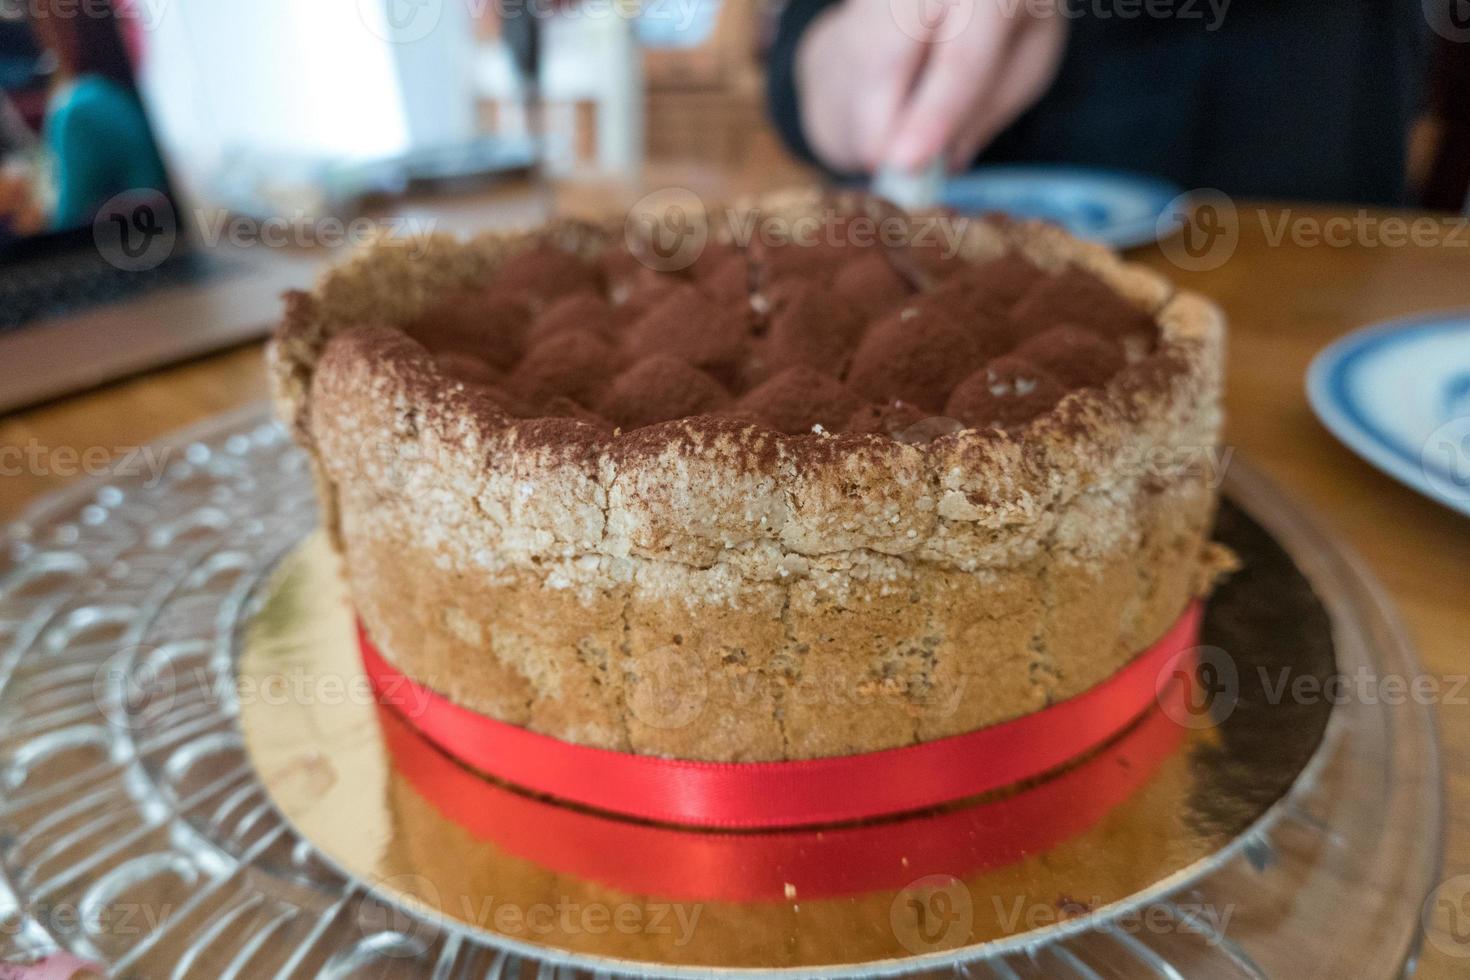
[766,0,848,175]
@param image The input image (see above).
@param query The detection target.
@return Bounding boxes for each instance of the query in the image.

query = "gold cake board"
[239,499,1337,975]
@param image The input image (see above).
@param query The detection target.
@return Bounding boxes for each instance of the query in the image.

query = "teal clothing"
[45,75,168,230]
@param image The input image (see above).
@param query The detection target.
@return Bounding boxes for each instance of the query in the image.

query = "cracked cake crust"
[269,191,1226,762]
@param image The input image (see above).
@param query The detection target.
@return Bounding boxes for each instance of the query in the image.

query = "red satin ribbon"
[377,678,1191,901]
[361,601,1202,830]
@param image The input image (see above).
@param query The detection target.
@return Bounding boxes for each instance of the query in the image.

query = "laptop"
[0,4,312,413]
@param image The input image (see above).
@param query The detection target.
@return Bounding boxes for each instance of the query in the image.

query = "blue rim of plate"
[938,164,1186,251]
[1306,311,1470,518]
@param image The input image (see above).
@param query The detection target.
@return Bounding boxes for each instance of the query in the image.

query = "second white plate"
[1307,311,1470,517]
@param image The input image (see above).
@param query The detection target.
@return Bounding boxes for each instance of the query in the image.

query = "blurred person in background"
[0,93,45,243]
[767,0,1429,204]
[22,0,166,230]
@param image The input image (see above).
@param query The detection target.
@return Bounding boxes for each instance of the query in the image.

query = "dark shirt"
[768,0,1430,204]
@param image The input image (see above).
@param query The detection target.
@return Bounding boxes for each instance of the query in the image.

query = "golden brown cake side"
[270,200,1225,763]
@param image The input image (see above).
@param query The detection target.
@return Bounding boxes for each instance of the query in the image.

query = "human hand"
[796,0,1068,174]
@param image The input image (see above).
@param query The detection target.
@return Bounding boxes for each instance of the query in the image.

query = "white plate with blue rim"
[938,165,1187,250]
[1307,311,1470,517]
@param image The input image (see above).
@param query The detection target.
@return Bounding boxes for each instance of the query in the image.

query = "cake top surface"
[273,191,1222,573]
[391,201,1163,444]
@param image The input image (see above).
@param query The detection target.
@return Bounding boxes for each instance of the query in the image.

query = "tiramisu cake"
[269,191,1225,764]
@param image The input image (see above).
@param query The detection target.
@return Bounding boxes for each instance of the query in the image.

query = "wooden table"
[1,181,1467,978]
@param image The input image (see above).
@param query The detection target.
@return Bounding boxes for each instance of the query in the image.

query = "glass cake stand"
[0,405,1443,978]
